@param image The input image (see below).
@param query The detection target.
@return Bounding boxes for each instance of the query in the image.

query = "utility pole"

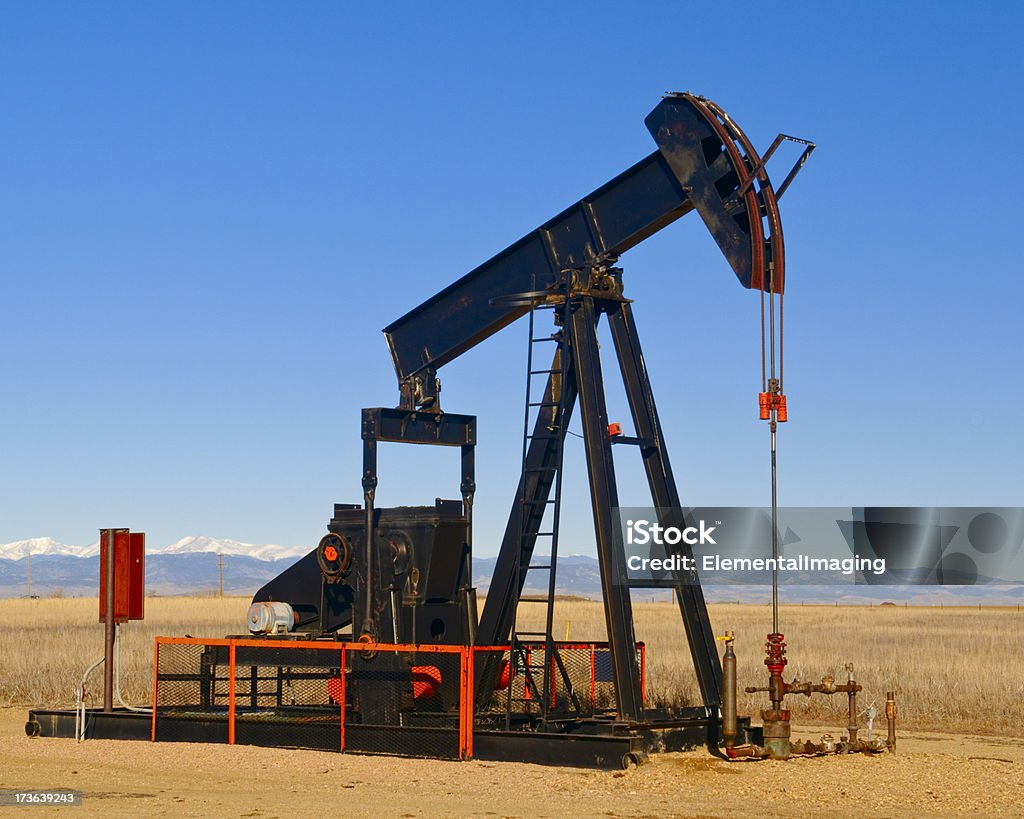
[27,550,31,597]
[218,553,224,597]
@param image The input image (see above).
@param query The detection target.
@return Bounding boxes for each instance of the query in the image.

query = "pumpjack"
[249,92,815,763]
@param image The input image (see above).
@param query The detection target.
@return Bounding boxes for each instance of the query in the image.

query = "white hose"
[114,625,151,713]
[75,656,105,742]
[75,625,152,742]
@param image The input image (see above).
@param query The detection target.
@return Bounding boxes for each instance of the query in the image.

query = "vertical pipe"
[103,529,116,713]
[721,633,737,749]
[886,690,896,752]
[770,424,778,635]
[590,645,596,707]
[639,643,646,706]
[390,588,401,643]
[846,663,858,745]
[460,647,474,759]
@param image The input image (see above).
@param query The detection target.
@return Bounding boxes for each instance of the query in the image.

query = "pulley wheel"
[317,532,351,582]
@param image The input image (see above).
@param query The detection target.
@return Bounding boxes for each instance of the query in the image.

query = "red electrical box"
[99,529,145,622]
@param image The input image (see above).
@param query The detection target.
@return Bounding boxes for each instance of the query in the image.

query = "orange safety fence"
[152,637,645,761]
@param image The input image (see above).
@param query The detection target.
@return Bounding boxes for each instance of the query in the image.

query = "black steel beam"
[384,94,774,385]
[384,150,689,383]
[361,407,476,446]
[568,298,643,721]
[606,302,722,709]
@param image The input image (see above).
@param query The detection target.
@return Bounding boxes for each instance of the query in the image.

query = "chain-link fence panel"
[154,640,229,743]
[471,642,646,730]
[471,647,521,731]
[231,644,344,752]
[343,645,463,759]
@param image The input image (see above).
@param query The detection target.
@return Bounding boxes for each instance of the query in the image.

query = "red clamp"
[758,391,788,422]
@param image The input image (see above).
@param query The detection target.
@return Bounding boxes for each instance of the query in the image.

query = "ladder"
[506,272,581,726]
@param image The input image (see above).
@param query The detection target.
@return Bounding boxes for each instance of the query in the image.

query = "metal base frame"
[27,708,152,741]
[27,707,750,770]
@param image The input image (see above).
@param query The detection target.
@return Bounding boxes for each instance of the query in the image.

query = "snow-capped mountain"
[0,534,314,596]
[0,537,97,560]
[0,535,309,562]
[157,535,308,562]
[0,538,1021,604]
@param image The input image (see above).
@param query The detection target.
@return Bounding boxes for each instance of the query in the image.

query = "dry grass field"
[4,596,1024,817]
[1,596,1021,735]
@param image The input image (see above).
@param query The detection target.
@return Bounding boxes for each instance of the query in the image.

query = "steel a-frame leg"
[477,296,719,724]
[476,342,577,652]
[606,301,723,710]
[568,296,644,722]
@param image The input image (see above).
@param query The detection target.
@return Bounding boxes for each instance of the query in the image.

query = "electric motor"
[247,601,295,634]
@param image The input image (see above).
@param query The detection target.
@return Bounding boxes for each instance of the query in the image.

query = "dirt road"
[2,709,1022,817]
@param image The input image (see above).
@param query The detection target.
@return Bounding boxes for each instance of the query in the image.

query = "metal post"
[228,642,236,745]
[846,663,858,745]
[461,440,477,648]
[886,690,896,752]
[339,646,347,752]
[103,528,116,713]
[150,640,159,741]
[361,416,379,641]
[460,443,476,553]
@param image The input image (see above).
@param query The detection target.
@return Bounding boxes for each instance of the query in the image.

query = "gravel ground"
[3,709,1023,817]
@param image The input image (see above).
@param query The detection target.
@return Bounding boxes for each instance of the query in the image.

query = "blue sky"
[1,2,1021,554]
